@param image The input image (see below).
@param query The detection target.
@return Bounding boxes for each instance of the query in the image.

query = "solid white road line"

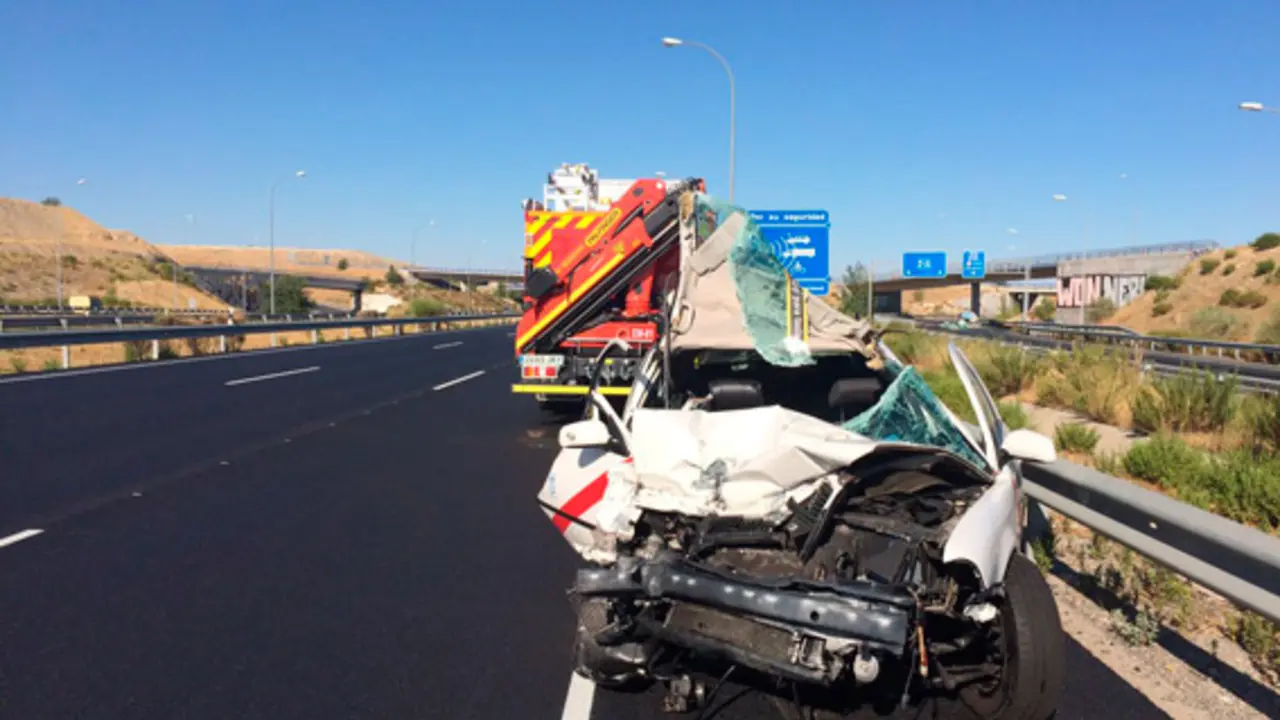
[432,369,485,391]
[433,341,463,349]
[224,365,321,387]
[0,529,44,549]
[559,671,596,720]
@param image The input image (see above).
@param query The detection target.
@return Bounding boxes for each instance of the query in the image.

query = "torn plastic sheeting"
[701,194,815,367]
[843,365,986,468]
[626,405,879,519]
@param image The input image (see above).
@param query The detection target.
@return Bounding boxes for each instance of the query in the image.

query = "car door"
[942,341,1025,587]
[947,342,1007,471]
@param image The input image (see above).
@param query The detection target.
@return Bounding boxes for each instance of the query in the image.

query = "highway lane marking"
[432,369,485,391]
[559,671,596,720]
[0,529,44,549]
[225,366,321,387]
[0,325,509,386]
[433,341,463,349]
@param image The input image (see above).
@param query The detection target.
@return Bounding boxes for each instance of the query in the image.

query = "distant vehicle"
[67,295,102,312]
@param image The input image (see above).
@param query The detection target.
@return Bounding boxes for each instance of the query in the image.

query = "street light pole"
[55,178,88,310]
[662,37,735,203]
[268,170,306,315]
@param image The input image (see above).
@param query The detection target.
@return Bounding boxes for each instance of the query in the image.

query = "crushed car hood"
[624,405,878,519]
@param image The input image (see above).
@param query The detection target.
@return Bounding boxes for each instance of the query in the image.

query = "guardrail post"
[345,327,351,341]
[151,339,160,360]
[311,329,319,345]
[271,332,278,348]
[60,318,70,369]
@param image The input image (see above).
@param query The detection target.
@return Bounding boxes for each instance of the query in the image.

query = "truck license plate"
[520,354,564,379]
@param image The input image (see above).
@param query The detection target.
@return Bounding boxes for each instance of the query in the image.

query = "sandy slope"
[1109,243,1280,341]
[0,198,229,309]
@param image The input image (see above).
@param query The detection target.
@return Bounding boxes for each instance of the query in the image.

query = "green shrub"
[1124,434,1206,487]
[1255,259,1276,277]
[409,297,446,317]
[1131,371,1238,434]
[1242,393,1280,455]
[1032,298,1056,321]
[1035,345,1140,425]
[921,367,976,423]
[973,344,1040,397]
[42,358,60,371]
[998,400,1031,430]
[1221,289,1268,309]
[1054,422,1100,453]
[1232,612,1280,681]
[883,330,944,367]
[1145,275,1179,291]
[1152,301,1173,317]
[1086,297,1118,323]
[1223,263,1237,276]
[1124,435,1280,532]
[385,265,405,286]
[1189,306,1244,339]
[1200,258,1221,275]
[1225,249,1238,260]
[1250,233,1280,251]
[337,258,349,271]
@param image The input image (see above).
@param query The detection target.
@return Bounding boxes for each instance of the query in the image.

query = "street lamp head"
[1052,194,1067,202]
[661,37,684,47]
[295,170,307,178]
[76,178,87,185]
[1239,101,1265,112]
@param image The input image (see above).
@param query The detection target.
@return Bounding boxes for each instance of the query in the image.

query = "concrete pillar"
[969,282,981,315]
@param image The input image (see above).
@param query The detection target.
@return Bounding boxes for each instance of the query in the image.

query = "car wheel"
[957,552,1066,720]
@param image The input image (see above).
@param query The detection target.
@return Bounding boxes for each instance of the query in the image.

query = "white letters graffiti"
[1057,274,1146,309]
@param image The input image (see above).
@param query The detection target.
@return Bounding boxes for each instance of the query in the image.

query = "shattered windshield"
[702,194,985,467]
[842,365,987,468]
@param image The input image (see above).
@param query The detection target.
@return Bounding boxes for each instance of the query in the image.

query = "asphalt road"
[0,326,1171,718]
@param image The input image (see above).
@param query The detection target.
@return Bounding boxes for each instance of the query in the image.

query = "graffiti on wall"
[1057,274,1146,309]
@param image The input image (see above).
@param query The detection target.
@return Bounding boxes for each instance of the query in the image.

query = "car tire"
[958,552,1066,720]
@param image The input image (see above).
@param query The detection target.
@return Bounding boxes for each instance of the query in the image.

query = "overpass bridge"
[404,266,523,290]
[185,266,368,312]
[868,241,1218,320]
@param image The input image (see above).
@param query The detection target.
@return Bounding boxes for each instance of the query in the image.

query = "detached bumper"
[573,553,915,682]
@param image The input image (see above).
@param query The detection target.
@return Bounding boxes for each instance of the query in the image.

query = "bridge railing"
[870,240,1219,282]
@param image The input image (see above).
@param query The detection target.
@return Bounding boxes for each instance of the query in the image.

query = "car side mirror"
[559,419,612,449]
[1001,429,1056,463]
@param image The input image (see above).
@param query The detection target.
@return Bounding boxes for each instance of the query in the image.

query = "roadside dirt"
[1047,531,1280,719]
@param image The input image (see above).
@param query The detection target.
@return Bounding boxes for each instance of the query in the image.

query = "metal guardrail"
[0,312,521,368]
[1006,321,1280,363]
[1023,460,1280,625]
[0,311,360,332]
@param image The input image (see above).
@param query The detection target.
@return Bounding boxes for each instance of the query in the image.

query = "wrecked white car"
[536,199,1066,718]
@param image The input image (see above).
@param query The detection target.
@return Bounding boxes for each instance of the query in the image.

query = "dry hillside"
[1110,239,1280,343]
[159,244,406,282]
[0,198,230,310]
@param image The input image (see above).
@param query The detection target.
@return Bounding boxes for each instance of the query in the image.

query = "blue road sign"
[962,250,986,280]
[751,210,831,296]
[902,251,947,278]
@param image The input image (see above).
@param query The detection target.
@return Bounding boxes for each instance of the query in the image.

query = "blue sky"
[2,0,1278,278]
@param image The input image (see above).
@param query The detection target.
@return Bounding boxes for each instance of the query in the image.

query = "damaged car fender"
[537,446,640,564]
[941,463,1022,588]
